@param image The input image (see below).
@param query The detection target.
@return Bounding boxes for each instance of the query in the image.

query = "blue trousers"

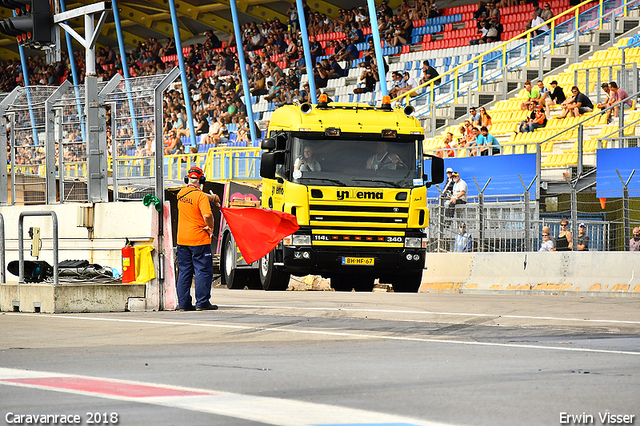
[176,244,213,309]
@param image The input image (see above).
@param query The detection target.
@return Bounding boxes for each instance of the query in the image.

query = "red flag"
[221,208,300,264]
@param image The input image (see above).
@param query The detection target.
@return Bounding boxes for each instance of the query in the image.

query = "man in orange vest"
[176,167,220,311]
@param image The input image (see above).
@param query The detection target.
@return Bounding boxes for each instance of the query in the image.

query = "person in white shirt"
[528,10,549,35]
[402,71,419,97]
[445,172,467,218]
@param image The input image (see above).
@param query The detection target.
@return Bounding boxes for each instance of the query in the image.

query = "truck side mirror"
[423,155,445,187]
[260,151,285,179]
[261,138,276,150]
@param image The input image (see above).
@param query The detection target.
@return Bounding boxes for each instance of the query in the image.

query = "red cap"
[188,167,204,180]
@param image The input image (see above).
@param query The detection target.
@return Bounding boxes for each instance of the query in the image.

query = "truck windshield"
[290,137,421,188]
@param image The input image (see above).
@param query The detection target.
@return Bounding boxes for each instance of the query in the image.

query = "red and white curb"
[0,367,457,426]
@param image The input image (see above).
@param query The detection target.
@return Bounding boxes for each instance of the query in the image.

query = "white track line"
[0,367,457,426]
[10,314,640,356]
[218,304,640,325]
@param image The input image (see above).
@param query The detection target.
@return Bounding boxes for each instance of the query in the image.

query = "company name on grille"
[336,190,384,201]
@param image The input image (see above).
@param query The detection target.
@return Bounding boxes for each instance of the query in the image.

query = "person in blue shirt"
[454,223,472,252]
[476,126,501,156]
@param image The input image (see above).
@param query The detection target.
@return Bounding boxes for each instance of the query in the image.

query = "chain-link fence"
[7,86,57,205]
[429,179,639,252]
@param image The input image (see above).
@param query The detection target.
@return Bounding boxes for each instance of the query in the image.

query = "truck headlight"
[405,237,421,248]
[292,235,311,246]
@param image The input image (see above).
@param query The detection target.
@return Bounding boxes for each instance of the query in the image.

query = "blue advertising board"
[433,153,537,200]
[596,147,640,198]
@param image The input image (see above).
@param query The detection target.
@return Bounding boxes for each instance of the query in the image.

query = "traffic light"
[0,0,52,49]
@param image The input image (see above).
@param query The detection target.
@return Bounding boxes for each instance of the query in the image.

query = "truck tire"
[331,275,374,292]
[222,234,260,290]
[390,270,423,293]
[259,249,290,291]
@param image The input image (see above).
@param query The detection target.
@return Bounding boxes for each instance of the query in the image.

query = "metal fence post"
[574,28,580,64]
[577,124,584,175]
[519,174,537,252]
[571,182,578,251]
[473,177,491,252]
[617,169,635,251]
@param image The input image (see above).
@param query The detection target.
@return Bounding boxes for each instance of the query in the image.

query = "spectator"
[608,81,633,123]
[544,80,566,118]
[400,71,419,97]
[164,132,183,155]
[540,2,553,21]
[539,226,555,251]
[536,80,550,106]
[445,171,467,217]
[523,104,547,132]
[576,223,589,251]
[553,219,573,251]
[470,20,492,45]
[477,126,500,155]
[630,227,640,251]
[478,106,492,129]
[454,222,473,252]
[438,133,455,158]
[443,167,455,195]
[328,56,345,78]
[596,82,613,112]
[419,59,441,87]
[558,86,593,119]
[354,64,379,94]
[469,107,481,126]
[389,71,407,98]
[527,10,549,36]
[520,81,540,111]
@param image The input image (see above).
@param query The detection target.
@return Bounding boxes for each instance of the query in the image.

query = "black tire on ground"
[259,249,290,291]
[222,234,261,289]
[390,270,423,293]
[331,275,375,292]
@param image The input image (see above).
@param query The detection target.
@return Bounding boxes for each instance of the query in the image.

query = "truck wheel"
[259,249,290,291]
[331,275,374,292]
[222,234,260,290]
[390,270,423,293]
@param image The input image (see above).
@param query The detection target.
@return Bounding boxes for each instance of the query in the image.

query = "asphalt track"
[1,290,639,426]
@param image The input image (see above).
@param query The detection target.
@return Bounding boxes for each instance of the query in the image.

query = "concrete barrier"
[421,252,640,295]
[0,202,166,312]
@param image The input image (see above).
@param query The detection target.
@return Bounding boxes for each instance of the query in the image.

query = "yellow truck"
[221,96,444,292]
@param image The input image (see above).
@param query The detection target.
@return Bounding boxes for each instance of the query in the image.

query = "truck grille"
[308,203,409,247]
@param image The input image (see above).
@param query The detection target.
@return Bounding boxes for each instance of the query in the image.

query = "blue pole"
[229,0,257,145]
[366,0,388,98]
[112,0,141,148]
[296,0,317,104]
[15,11,38,145]
[59,0,86,144]
[167,0,197,146]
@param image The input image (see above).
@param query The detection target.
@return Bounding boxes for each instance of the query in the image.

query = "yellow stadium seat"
[515,144,525,155]
[541,141,553,153]
[502,146,513,155]
[527,144,537,154]
[542,154,556,167]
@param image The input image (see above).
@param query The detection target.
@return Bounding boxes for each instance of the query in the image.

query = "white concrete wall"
[0,203,161,299]
[421,252,640,294]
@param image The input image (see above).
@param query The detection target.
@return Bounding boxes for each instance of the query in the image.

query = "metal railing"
[18,211,59,285]
[397,0,640,132]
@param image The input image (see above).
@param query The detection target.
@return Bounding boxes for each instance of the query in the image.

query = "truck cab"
[253,97,444,292]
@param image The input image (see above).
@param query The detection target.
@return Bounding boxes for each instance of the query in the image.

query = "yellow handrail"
[394,0,612,104]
